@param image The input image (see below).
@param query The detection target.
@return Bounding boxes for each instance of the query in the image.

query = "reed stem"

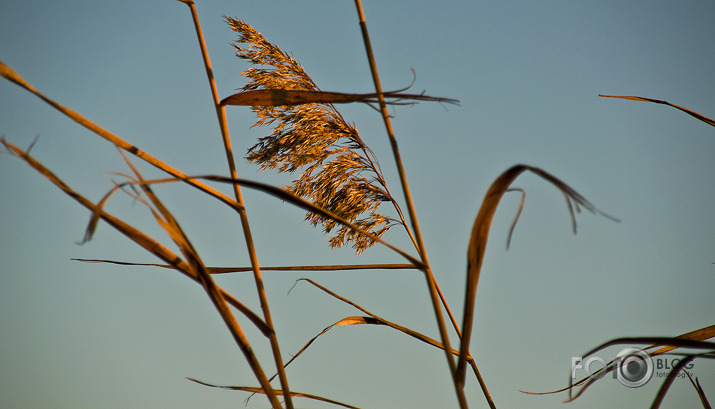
[352,1,468,407]
[182,2,292,408]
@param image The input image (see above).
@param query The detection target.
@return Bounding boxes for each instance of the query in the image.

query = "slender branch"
[180,2,292,408]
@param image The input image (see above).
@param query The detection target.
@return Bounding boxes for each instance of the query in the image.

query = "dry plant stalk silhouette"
[2,1,714,408]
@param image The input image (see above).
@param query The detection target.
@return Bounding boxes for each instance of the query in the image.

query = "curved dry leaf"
[291,279,461,355]
[505,188,526,250]
[281,316,382,372]
[456,164,616,384]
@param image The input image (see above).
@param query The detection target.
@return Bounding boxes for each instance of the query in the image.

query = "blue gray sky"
[1,1,714,408]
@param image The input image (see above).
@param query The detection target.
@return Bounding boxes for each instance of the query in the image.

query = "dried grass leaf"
[290,279,461,355]
[1,139,271,337]
[456,165,617,384]
[221,89,459,107]
[0,61,241,211]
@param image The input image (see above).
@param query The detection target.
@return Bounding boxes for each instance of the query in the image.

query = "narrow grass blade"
[649,325,715,355]
[279,316,385,375]
[206,263,416,273]
[221,89,458,107]
[243,314,393,404]
[505,188,526,249]
[650,355,698,409]
[457,164,615,384]
[0,61,242,211]
[599,94,715,128]
[187,378,362,409]
[291,279,461,356]
[685,373,712,409]
[72,259,415,273]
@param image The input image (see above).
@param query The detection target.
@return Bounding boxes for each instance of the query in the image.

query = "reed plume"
[226,17,400,253]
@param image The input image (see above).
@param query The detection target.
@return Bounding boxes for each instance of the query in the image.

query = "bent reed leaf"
[277,316,384,378]
[225,17,402,254]
[220,89,459,107]
[599,94,715,128]
[456,165,617,385]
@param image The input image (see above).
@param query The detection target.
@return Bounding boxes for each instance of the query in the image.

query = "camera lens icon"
[616,348,653,388]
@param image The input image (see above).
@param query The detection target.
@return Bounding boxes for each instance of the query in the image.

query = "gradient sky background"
[1,1,713,408]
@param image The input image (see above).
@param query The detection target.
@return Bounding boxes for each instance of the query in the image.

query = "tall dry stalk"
[179,2,292,407]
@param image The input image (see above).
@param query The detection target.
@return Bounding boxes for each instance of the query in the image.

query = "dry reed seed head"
[228,17,397,253]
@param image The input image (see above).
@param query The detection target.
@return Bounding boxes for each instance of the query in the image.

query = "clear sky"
[1,1,713,408]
